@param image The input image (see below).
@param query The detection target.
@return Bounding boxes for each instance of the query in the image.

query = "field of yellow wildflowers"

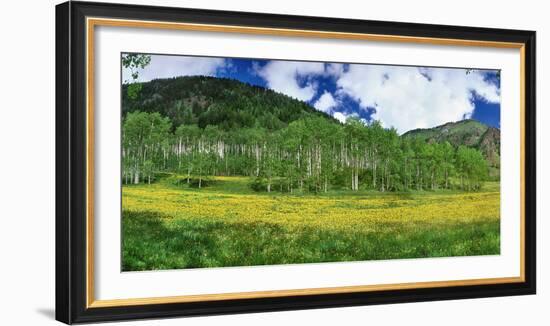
[122,176,500,271]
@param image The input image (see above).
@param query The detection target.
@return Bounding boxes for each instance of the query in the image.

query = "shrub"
[249,177,267,192]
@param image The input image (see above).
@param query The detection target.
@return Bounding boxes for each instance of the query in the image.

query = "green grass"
[122,176,500,271]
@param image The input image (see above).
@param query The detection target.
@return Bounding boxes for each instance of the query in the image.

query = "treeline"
[122,111,489,193]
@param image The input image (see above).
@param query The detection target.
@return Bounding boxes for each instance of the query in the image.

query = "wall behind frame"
[0,0,546,325]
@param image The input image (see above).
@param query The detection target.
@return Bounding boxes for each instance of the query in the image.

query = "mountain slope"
[403,119,500,168]
[122,76,336,131]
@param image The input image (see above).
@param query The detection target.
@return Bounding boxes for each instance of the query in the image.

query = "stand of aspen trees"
[122,111,489,193]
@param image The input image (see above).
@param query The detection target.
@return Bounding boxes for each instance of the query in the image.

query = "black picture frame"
[56,1,536,324]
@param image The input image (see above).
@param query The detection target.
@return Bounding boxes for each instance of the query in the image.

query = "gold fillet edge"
[89,277,523,308]
[85,17,527,309]
[86,18,95,308]
[519,45,526,282]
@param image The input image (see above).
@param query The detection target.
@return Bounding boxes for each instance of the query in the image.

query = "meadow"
[122,175,500,271]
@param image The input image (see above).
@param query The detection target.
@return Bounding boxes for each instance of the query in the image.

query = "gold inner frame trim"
[85,17,527,308]
[89,277,521,308]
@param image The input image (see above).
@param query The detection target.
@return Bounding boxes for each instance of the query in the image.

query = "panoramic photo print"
[121,53,501,271]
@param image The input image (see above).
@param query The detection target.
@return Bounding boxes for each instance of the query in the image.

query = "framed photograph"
[56,1,536,324]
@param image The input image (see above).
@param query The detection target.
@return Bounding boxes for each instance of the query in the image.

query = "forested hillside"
[122,77,496,193]
[404,119,500,177]
[122,76,335,131]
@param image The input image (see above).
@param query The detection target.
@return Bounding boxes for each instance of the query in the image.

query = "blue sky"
[123,54,501,134]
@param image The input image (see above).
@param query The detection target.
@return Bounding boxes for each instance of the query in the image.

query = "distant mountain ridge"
[403,119,500,170]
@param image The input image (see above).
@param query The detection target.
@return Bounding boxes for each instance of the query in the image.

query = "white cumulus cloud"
[254,61,325,101]
[333,112,348,123]
[314,91,338,112]
[325,63,346,78]
[335,65,500,133]
[122,54,227,83]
